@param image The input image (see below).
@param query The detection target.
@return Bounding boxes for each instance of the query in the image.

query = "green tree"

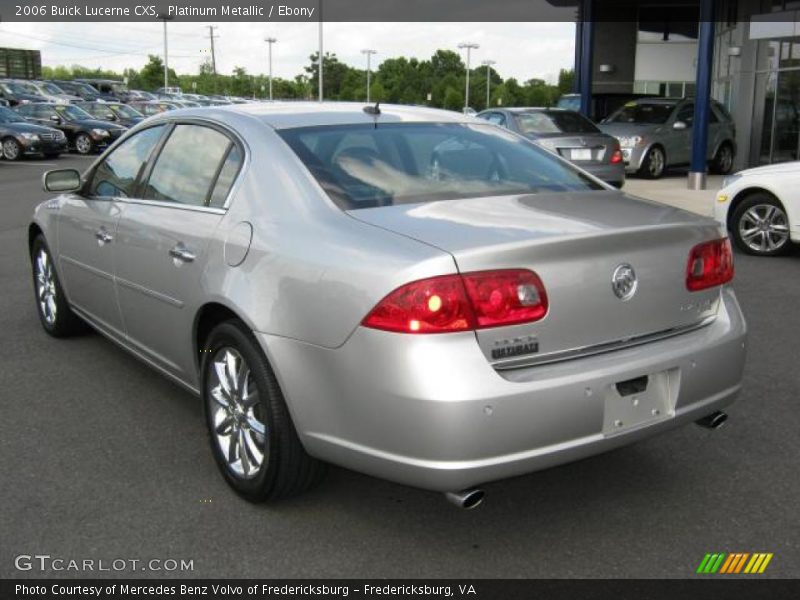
[558,68,575,94]
[443,87,462,111]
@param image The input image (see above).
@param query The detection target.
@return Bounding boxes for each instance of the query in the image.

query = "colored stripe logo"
[696,553,773,574]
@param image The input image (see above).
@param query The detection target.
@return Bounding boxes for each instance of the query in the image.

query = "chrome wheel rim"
[75,135,91,154]
[648,148,664,177]
[739,204,789,253]
[3,139,19,160]
[718,146,733,173]
[34,248,57,326]
[208,347,267,479]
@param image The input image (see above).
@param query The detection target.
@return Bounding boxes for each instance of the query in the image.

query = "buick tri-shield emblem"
[611,264,637,301]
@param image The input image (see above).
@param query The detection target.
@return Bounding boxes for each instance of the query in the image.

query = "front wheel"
[2,137,22,161]
[638,146,666,179]
[74,133,93,155]
[730,194,792,256]
[31,235,86,336]
[202,320,326,502]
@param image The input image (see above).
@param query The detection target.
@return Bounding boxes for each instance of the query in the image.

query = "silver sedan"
[30,103,747,508]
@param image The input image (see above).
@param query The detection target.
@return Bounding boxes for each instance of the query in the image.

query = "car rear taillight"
[362,269,548,334]
[686,238,734,292]
[610,144,623,164]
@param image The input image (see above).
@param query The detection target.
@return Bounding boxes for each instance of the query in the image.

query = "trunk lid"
[533,132,618,165]
[350,191,724,367]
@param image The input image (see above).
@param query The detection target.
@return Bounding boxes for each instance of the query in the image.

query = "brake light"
[610,146,623,164]
[686,238,734,291]
[362,269,548,334]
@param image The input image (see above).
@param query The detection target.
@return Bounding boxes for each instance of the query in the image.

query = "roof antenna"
[363,101,381,115]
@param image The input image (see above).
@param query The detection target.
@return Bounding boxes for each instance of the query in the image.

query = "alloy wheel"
[717,145,733,173]
[34,248,57,326]
[2,139,20,160]
[207,347,267,479]
[738,204,790,253]
[648,148,664,178]
[75,135,92,155]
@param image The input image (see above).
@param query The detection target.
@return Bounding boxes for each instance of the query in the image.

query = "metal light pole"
[158,14,173,90]
[482,59,496,108]
[265,37,277,100]
[457,42,479,112]
[318,18,323,101]
[361,49,376,102]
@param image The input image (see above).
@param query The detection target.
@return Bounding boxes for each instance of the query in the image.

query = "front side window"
[54,105,93,121]
[0,106,24,123]
[279,122,603,211]
[89,125,165,198]
[675,103,695,125]
[142,124,235,207]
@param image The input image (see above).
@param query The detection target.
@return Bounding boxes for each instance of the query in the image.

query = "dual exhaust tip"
[443,411,728,509]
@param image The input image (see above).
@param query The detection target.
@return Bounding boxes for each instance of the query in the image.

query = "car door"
[668,102,694,165]
[56,125,167,336]
[113,121,244,381]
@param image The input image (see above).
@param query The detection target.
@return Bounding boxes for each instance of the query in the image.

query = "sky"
[0,22,576,84]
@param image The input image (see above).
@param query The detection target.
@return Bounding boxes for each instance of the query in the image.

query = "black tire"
[2,136,22,161]
[637,145,666,179]
[730,194,792,257]
[74,133,93,155]
[44,152,61,159]
[710,142,734,175]
[201,320,326,502]
[30,235,87,337]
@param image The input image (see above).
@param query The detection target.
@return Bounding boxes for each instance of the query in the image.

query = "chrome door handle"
[169,244,196,263]
[94,229,113,245]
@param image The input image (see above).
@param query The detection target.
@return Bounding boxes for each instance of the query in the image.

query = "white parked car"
[715,162,799,256]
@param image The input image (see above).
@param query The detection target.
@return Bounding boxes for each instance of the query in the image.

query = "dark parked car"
[0,106,66,160]
[49,80,103,101]
[74,78,131,102]
[128,100,181,116]
[15,103,126,155]
[478,107,625,187]
[0,80,46,107]
[76,101,145,127]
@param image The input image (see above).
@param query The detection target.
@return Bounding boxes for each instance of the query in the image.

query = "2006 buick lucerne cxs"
[29,103,746,508]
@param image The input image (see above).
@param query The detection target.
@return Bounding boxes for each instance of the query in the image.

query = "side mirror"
[49,114,61,123]
[43,169,81,193]
[673,120,688,130]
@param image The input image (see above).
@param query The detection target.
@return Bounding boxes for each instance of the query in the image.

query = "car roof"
[160,102,474,130]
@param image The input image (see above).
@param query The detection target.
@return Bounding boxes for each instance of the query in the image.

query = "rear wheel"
[31,235,86,337]
[730,194,791,256]
[202,320,326,502]
[638,146,665,179]
[2,137,22,161]
[711,143,734,175]
[74,133,93,155]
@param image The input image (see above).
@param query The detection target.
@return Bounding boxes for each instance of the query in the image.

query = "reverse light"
[686,238,734,292]
[362,269,548,334]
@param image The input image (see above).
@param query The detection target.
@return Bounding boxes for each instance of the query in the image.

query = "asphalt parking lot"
[1,155,799,579]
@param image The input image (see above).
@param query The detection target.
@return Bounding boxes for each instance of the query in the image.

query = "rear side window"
[279,122,603,211]
[142,124,237,207]
[208,145,243,208]
[89,125,165,198]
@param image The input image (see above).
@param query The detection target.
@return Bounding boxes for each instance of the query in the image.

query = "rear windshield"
[515,111,599,135]
[278,123,603,210]
[606,102,675,124]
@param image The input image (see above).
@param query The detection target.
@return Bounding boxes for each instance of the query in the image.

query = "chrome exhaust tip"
[695,411,728,430]
[444,488,485,510]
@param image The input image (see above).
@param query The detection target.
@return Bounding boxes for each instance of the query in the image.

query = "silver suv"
[599,98,736,179]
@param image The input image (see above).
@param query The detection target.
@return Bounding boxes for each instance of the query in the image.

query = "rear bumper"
[580,162,626,186]
[257,287,746,492]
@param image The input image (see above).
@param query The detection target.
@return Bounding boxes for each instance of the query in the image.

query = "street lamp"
[265,37,277,100]
[457,42,479,112]
[361,49,377,102]
[158,13,174,90]
[482,59,496,108]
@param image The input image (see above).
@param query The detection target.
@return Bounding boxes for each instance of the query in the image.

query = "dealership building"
[571,0,799,182]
